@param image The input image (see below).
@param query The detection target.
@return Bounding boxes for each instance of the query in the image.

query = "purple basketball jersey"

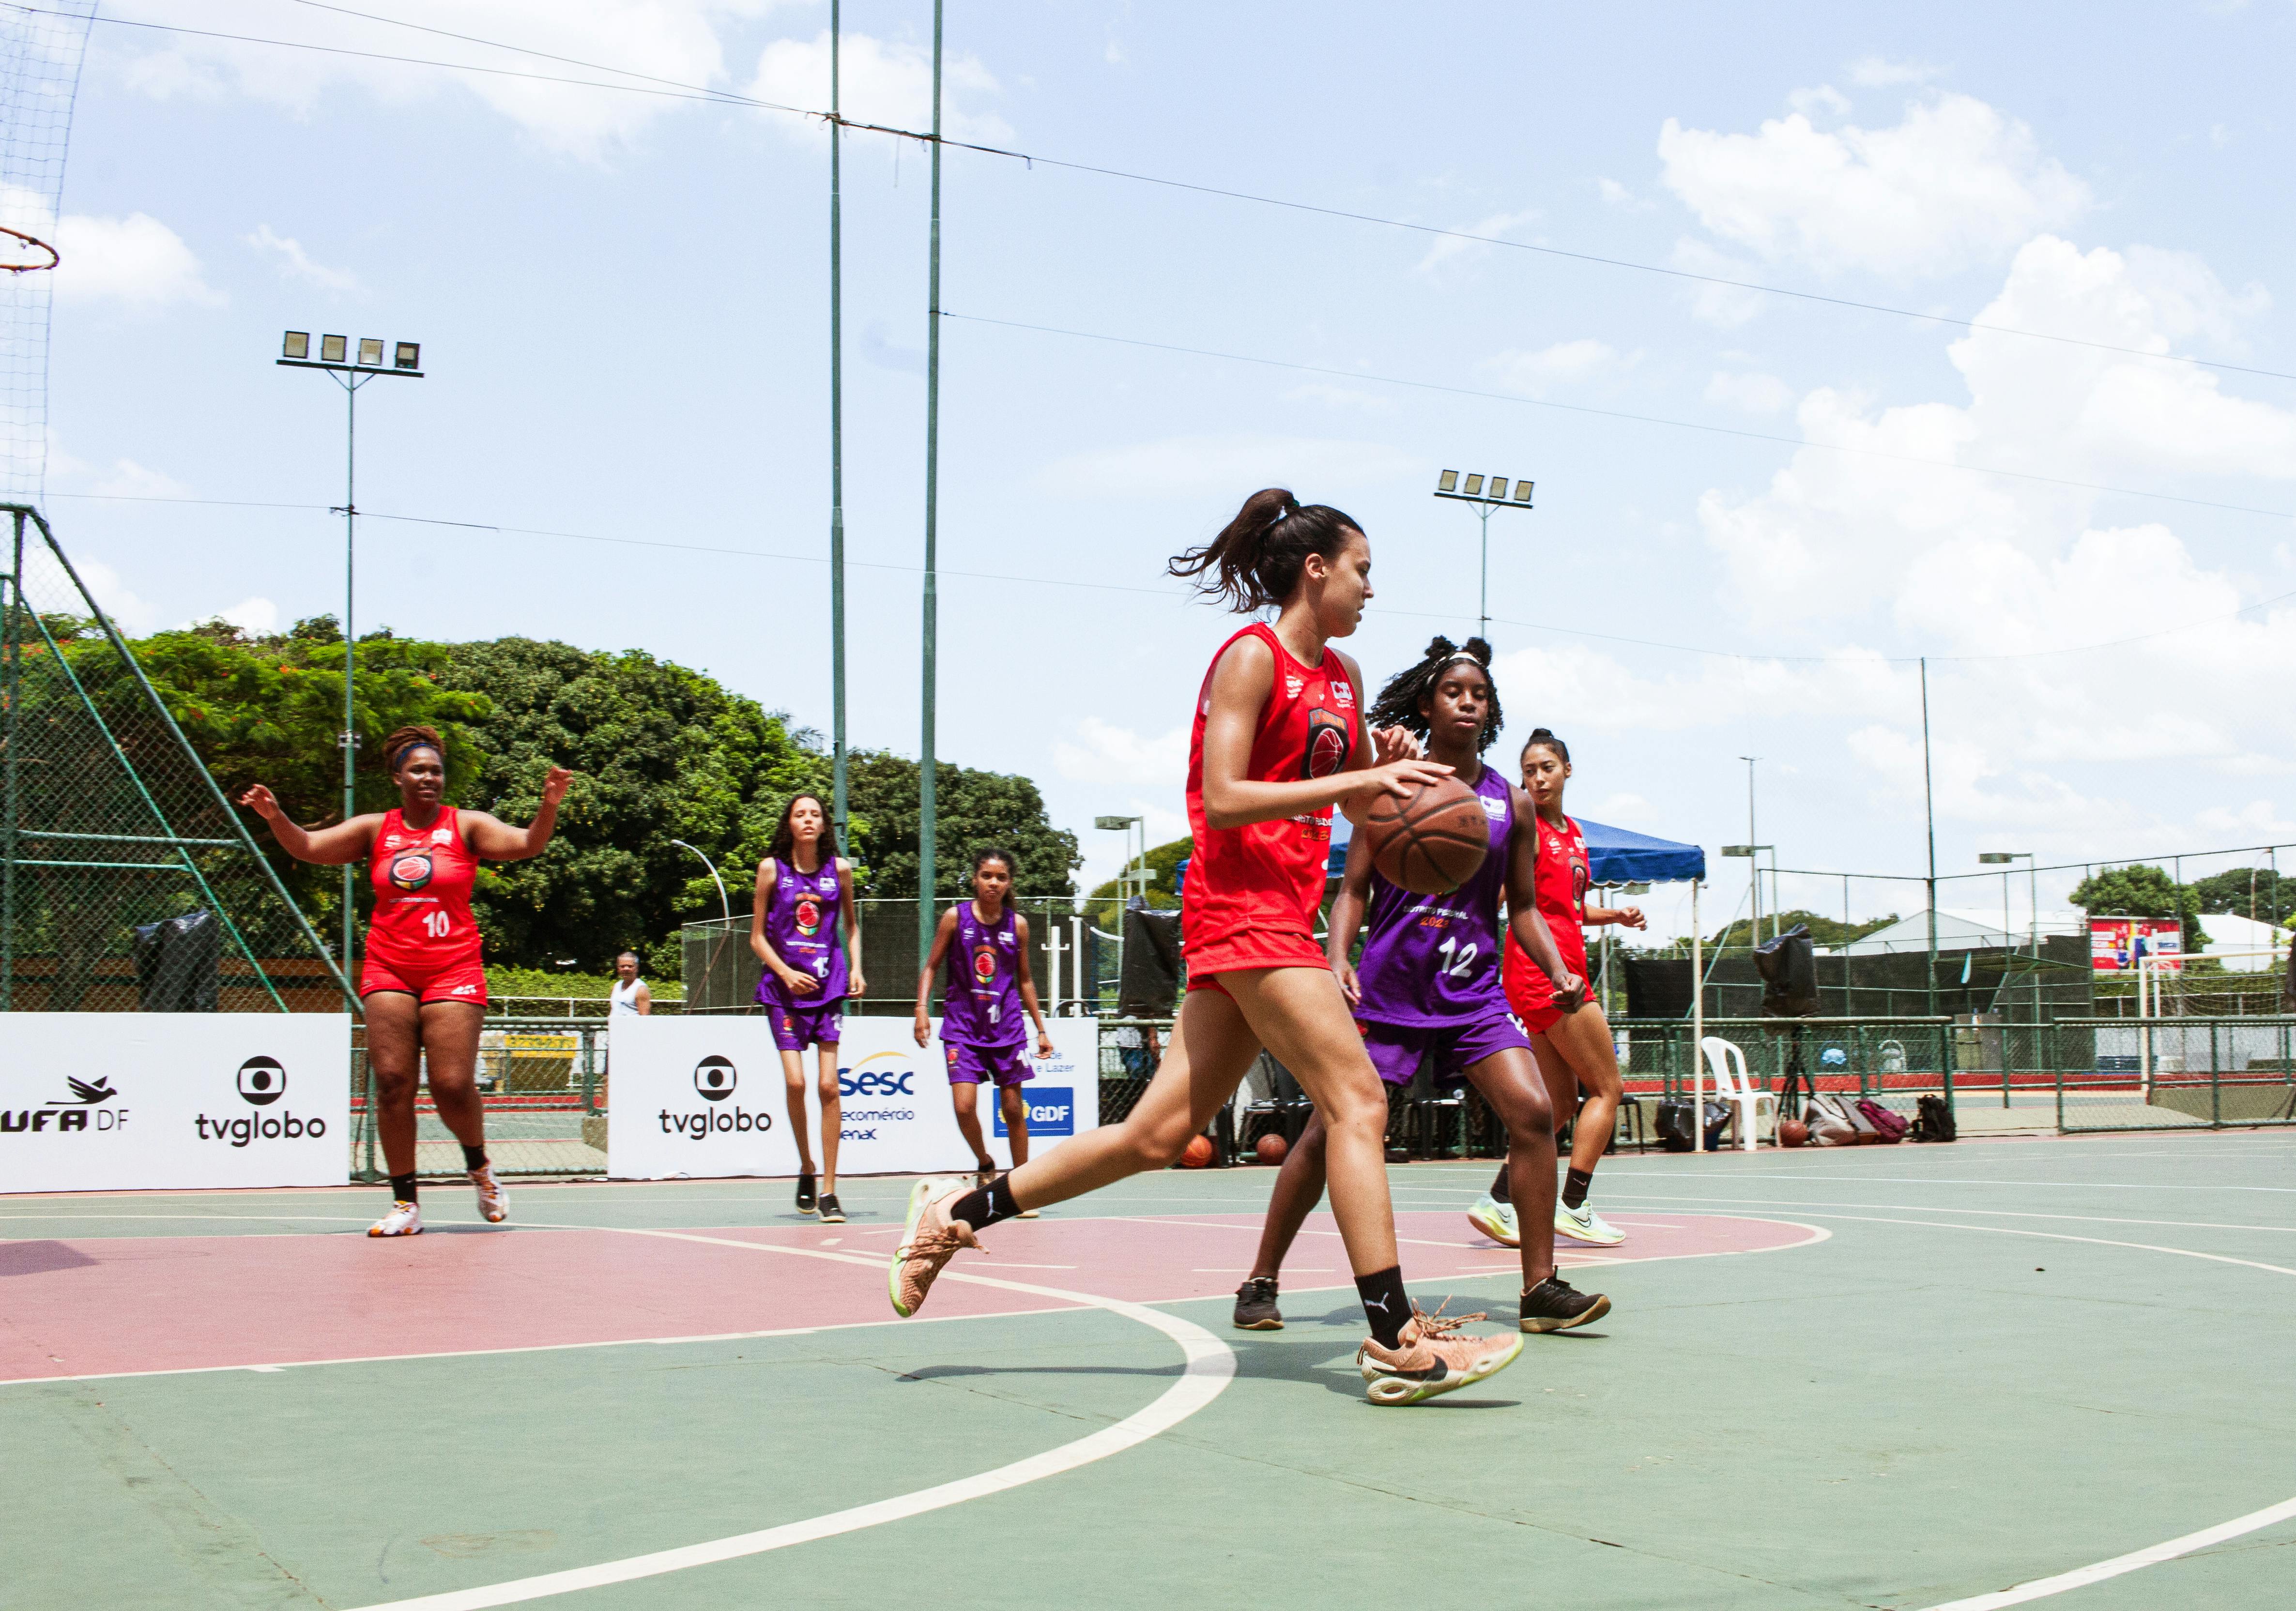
[754,856,847,1009]
[940,900,1024,1047]
[1352,763,1513,1027]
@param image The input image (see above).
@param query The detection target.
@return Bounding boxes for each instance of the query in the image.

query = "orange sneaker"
[1356,1302,1523,1405]
[470,1164,509,1224]
[367,1200,423,1237]
[888,1181,982,1318]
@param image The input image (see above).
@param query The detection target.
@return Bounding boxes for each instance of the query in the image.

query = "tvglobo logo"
[192,1053,325,1146]
[663,1055,771,1140]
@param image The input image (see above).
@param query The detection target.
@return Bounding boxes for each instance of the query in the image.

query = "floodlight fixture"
[1513,479,1534,503]
[357,338,384,366]
[321,334,347,363]
[1438,469,1458,493]
[1487,477,1508,501]
[1462,473,1484,496]
[1094,815,1138,831]
[1978,851,2030,865]
[1623,881,1651,896]
[282,331,309,361]
[1720,844,1760,858]
[394,341,420,370]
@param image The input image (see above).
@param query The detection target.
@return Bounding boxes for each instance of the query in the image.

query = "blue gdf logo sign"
[994,1087,1075,1139]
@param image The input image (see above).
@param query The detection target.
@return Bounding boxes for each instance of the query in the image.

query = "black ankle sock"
[950,1175,1020,1232]
[1355,1266,1411,1349]
[461,1145,489,1172]
[389,1173,418,1204]
[1489,1163,1511,1204]
[1562,1168,1594,1211]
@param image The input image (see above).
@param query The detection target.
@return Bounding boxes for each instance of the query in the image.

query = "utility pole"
[917,0,943,967]
[828,0,848,846]
[1921,657,1938,1018]
[1740,756,1760,945]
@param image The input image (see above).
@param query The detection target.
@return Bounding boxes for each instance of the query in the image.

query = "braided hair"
[1368,636,1502,754]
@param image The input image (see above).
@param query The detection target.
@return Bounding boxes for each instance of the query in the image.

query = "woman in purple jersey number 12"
[1232,637,1611,1337]
[750,793,865,1224]
[915,849,1056,1202]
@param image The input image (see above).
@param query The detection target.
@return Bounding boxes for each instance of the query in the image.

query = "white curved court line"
[1921,1494,2296,1609]
[343,1223,1237,1611]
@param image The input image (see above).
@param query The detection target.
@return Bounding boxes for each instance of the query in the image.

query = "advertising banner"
[2089,917,2184,973]
[0,1014,351,1193]
[607,1015,1099,1180]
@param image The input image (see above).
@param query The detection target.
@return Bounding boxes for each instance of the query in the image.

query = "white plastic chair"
[1699,1037,1778,1152]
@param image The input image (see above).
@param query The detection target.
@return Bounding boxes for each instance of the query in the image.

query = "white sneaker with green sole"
[1555,1201,1624,1246]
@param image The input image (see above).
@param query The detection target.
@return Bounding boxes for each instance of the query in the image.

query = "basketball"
[1180,1134,1215,1169]
[1361,773,1489,894]
[1255,1132,1288,1164]
[1779,1118,1809,1148]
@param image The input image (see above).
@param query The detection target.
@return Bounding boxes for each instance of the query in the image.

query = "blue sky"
[37,1,2296,938]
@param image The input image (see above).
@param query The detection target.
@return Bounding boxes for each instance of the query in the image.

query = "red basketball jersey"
[367,806,481,967]
[1504,811,1588,1005]
[1182,623,1358,946]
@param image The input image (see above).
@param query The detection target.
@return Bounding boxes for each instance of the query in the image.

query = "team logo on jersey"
[1572,860,1589,906]
[795,895,823,937]
[972,945,997,985]
[1301,709,1350,779]
[1481,794,1507,819]
[1285,674,1304,696]
[1333,679,1356,707]
[389,852,433,892]
[431,828,455,846]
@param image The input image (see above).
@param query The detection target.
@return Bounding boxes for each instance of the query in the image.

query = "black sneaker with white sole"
[818,1193,845,1224]
[1231,1276,1283,1331]
[1517,1275,1611,1333]
[796,1173,818,1216]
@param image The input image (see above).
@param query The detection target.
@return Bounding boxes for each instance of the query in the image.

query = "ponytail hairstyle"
[380,724,444,775]
[1369,636,1502,754]
[1520,727,1570,767]
[767,792,841,863]
[1167,487,1364,612]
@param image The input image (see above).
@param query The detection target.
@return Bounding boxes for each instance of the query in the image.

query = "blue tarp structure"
[1176,814,1704,889]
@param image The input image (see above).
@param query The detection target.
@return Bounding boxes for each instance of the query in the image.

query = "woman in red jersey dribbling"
[888,488,1527,1405]
[241,725,570,1237]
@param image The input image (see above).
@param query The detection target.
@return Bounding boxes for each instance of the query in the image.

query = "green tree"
[1707,910,1900,950]
[2070,864,2207,951]
[1086,835,1191,927]
[437,638,830,973]
[2186,866,2294,924]
[86,616,490,931]
[842,751,1079,902]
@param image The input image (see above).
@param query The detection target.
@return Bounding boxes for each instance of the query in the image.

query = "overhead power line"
[53,1,2292,386]
[49,490,2296,664]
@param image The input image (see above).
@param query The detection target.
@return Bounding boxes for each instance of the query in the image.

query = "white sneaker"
[368,1200,424,1237]
[1555,1201,1624,1246]
[1467,1194,1519,1247]
[470,1165,509,1224]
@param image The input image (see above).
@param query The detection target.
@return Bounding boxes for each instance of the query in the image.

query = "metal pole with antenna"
[918,0,943,968]
[1921,657,1938,1019]
[829,0,848,846]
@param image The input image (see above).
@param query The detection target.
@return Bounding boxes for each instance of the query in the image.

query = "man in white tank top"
[609,951,650,1017]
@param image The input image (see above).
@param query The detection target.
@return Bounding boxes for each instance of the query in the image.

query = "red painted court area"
[0,1208,1814,1384]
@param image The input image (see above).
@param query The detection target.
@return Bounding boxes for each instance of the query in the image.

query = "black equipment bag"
[1654,1095,1731,1152]
[1911,1093,1959,1143]
[1117,904,1182,1019]
[132,909,221,1012]
[1755,924,1821,1018]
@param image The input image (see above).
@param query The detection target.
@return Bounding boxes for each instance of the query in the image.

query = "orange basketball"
[1361,774,1489,895]
[1255,1132,1288,1164]
[1779,1118,1809,1148]
[1180,1134,1215,1169]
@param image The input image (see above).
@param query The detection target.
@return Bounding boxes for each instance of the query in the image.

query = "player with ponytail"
[239,727,572,1237]
[889,488,1528,1406]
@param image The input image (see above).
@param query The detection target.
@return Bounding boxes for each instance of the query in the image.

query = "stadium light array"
[1434,468,1537,638]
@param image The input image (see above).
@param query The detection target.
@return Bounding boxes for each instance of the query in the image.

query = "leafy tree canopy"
[1086,835,1191,927]
[842,750,1080,904]
[2186,866,2294,922]
[2070,864,2207,949]
[1704,910,1901,950]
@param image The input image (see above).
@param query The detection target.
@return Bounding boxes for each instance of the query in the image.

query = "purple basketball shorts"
[768,1000,843,1051]
[1355,1011,1531,1087]
[946,1040,1033,1088]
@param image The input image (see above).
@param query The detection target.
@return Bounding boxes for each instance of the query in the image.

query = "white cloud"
[90,458,189,499]
[33,202,220,310]
[1670,236,1765,327]
[749,29,1011,146]
[1595,178,1653,213]
[1704,370,1795,414]
[245,225,361,293]
[1484,339,1623,395]
[1658,91,2090,277]
[1414,210,1540,277]
[103,1,753,160]
[19,543,156,635]
[1034,435,1418,501]
[205,597,280,635]
[1054,717,1188,788]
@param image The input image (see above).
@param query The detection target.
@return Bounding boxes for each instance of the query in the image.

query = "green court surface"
[3,1130,2292,1609]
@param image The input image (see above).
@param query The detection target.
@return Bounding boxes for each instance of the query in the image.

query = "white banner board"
[607,1015,1099,1180]
[0,1014,352,1193]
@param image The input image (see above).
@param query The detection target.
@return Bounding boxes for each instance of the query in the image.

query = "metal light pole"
[1738,756,1761,942]
[1721,844,1771,955]
[276,332,422,974]
[1920,657,1938,1018]
[1433,470,1534,639]
[1096,814,1144,998]
[918,0,944,968]
[828,0,848,845]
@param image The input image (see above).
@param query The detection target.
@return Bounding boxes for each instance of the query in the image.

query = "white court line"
[1921,1495,2296,1609]
[1592,1194,2296,1235]
[340,1223,1235,1611]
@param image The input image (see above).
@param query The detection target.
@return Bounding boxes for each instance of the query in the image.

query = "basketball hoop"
[0,224,59,273]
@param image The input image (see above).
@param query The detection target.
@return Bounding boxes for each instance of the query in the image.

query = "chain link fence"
[349,1017,610,1179]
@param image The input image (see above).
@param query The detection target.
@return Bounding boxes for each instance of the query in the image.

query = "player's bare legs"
[950,1079,994,1172]
[1000,1084,1031,1168]
[1463,1048,1557,1291]
[1539,1005,1623,1174]
[780,1048,820,1213]
[813,1039,842,1194]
